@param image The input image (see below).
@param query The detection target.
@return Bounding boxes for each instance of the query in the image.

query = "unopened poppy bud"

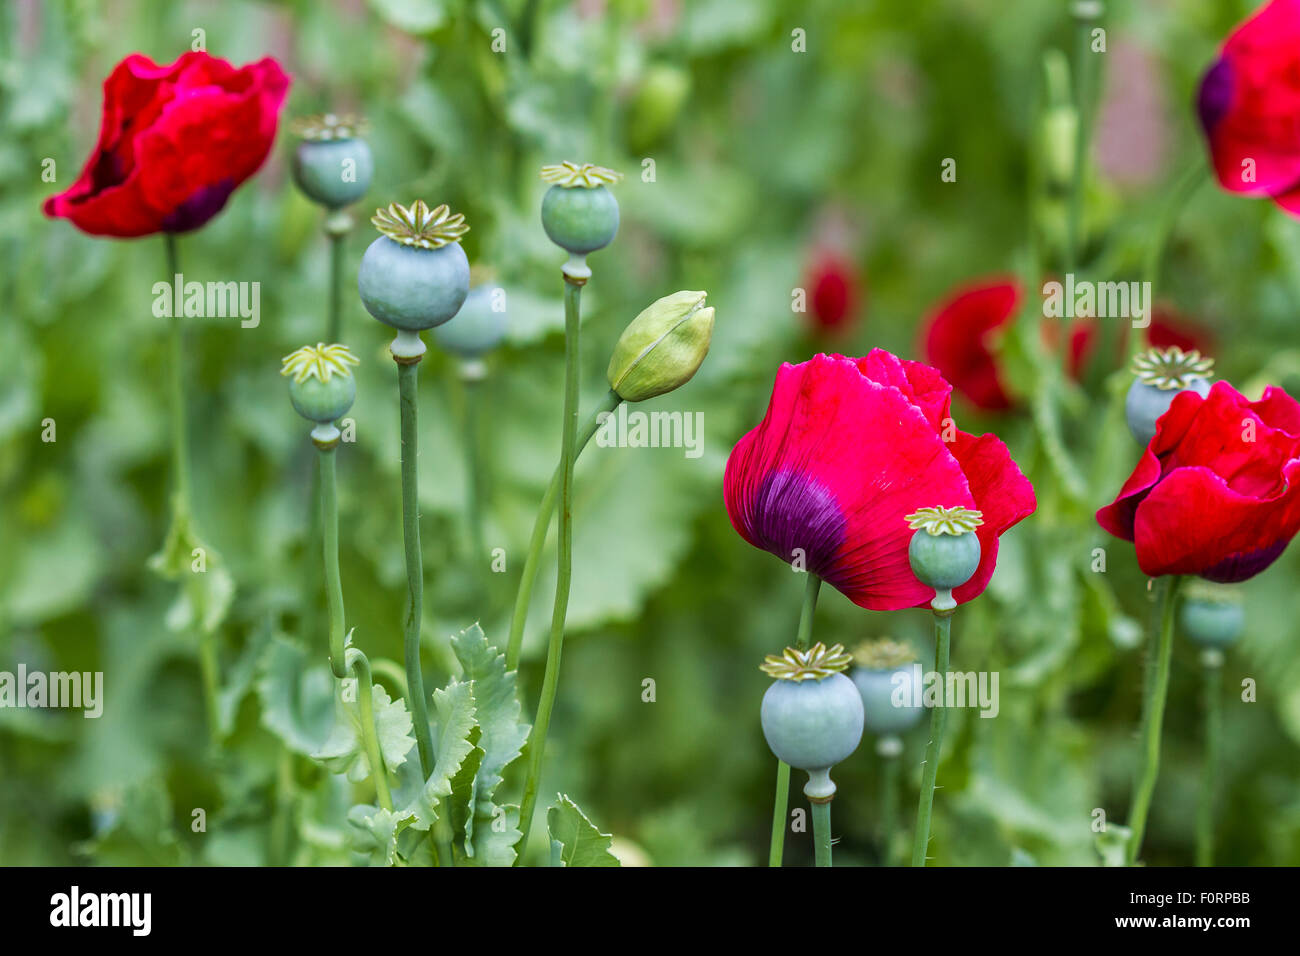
[906,506,983,611]
[607,290,714,402]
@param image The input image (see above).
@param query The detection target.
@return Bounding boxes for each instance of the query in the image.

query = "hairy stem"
[318,446,348,679]
[397,359,435,779]
[912,609,952,866]
[811,799,833,867]
[515,277,585,859]
[1126,575,1182,865]
[881,745,901,866]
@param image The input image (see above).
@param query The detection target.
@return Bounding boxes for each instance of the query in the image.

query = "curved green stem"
[346,648,393,812]
[912,609,952,867]
[515,277,585,859]
[1196,650,1222,867]
[318,445,348,679]
[505,389,623,671]
[1126,575,1182,865]
[811,800,833,867]
[369,657,410,700]
[768,572,822,867]
[397,359,435,780]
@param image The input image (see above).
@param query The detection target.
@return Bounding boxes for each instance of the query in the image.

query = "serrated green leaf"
[313,682,415,783]
[404,680,476,830]
[450,623,530,854]
[1095,824,1132,867]
[547,795,620,867]
[347,804,416,867]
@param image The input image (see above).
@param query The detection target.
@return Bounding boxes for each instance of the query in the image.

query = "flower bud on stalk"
[1125,346,1214,446]
[607,290,715,401]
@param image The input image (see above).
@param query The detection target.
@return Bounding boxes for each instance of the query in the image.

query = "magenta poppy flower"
[44,51,289,237]
[1097,381,1300,581]
[1197,0,1300,216]
[724,350,1036,610]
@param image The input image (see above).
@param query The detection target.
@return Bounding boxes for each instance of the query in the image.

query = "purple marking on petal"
[162,178,236,233]
[1201,540,1288,583]
[1197,58,1232,135]
[748,469,847,578]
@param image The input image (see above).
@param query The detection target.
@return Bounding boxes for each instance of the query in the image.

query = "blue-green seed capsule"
[358,200,470,333]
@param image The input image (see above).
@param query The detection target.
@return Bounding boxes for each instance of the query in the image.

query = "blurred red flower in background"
[44,51,290,237]
[1197,0,1300,217]
[1098,382,1300,582]
[923,277,1214,411]
[803,250,861,336]
[723,350,1035,610]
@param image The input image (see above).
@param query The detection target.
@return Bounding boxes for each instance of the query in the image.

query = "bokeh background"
[3,0,1299,865]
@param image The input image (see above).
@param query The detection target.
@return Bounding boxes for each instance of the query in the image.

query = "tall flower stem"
[1064,1,1101,277]
[461,365,487,570]
[515,275,585,857]
[164,233,218,746]
[1125,574,1183,865]
[346,648,393,812]
[768,572,823,867]
[325,216,348,344]
[911,608,952,867]
[879,739,901,865]
[396,357,435,779]
[1132,161,1207,361]
[811,799,833,867]
[505,389,622,671]
[1196,648,1223,867]
[318,445,348,679]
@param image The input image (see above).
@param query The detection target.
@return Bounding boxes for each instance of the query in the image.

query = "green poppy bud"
[905,506,984,611]
[606,290,714,402]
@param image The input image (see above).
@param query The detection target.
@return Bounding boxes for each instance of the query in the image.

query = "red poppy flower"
[804,252,860,335]
[1097,381,1300,582]
[1197,0,1300,216]
[723,350,1036,610]
[921,278,1021,411]
[44,52,290,237]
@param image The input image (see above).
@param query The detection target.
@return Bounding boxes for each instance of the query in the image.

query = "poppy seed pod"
[291,114,373,210]
[358,201,470,346]
[1179,583,1245,649]
[433,284,508,359]
[851,639,925,736]
[539,162,622,259]
[281,343,360,438]
[759,643,863,800]
[607,290,714,402]
[906,506,984,610]
[1125,347,1214,446]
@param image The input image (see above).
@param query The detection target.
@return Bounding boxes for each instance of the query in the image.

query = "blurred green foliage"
[1,0,1298,866]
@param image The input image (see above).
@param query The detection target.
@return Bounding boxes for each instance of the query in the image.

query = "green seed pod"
[851,639,925,736]
[358,201,470,343]
[290,114,374,209]
[1180,582,1245,649]
[281,343,360,426]
[906,506,983,610]
[607,290,714,402]
[539,162,622,258]
[433,284,507,359]
[1125,347,1214,446]
[626,64,691,153]
[759,643,863,799]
